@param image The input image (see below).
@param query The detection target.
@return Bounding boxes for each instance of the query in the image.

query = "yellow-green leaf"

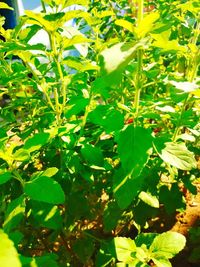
[115,19,135,35]
[136,12,160,38]
[0,230,21,267]
[0,3,13,10]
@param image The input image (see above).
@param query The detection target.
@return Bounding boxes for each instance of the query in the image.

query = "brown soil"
[171,182,200,267]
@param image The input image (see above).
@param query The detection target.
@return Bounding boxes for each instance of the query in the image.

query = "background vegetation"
[0,0,199,266]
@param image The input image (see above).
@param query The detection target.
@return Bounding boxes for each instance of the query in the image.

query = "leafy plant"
[0,0,199,266]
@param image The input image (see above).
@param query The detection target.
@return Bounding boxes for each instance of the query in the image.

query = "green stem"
[137,0,144,23]
[134,0,144,123]
[48,32,67,120]
[41,0,46,13]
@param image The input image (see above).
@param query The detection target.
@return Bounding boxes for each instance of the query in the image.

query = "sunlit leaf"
[159,142,197,170]
[0,230,21,267]
[150,232,186,259]
[138,192,159,208]
[0,3,13,10]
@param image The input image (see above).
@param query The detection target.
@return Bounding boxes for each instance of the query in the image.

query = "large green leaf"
[24,176,65,204]
[159,142,197,170]
[117,126,153,174]
[0,229,21,267]
[150,232,186,259]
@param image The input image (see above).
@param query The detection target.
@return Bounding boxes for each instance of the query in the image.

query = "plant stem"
[134,0,144,122]
[48,32,67,122]
[41,0,46,13]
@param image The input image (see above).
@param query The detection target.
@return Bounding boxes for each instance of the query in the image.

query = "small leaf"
[42,168,59,178]
[0,3,13,10]
[159,142,197,170]
[0,229,21,267]
[115,19,135,34]
[150,231,186,259]
[24,176,65,204]
[114,237,136,263]
[138,192,159,208]
[152,258,172,267]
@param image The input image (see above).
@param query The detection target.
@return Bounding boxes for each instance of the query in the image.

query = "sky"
[21,0,41,10]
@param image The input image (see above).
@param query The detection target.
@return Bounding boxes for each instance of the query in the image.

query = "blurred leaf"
[0,229,21,267]
[0,170,12,185]
[0,3,13,10]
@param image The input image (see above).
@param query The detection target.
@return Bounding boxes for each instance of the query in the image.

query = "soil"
[171,182,200,267]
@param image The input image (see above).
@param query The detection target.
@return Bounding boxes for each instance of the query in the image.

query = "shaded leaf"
[24,176,65,204]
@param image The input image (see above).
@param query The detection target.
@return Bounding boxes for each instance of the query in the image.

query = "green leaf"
[24,133,50,153]
[42,167,59,178]
[3,196,25,233]
[136,12,160,38]
[0,229,21,267]
[152,258,172,267]
[88,105,124,133]
[63,58,99,72]
[25,11,54,32]
[93,38,149,91]
[0,170,12,185]
[117,126,153,174]
[115,19,135,34]
[0,3,13,10]
[114,237,136,263]
[138,192,159,208]
[103,201,122,232]
[13,149,30,162]
[159,142,197,170]
[135,233,158,249]
[113,168,144,210]
[72,237,95,263]
[150,232,186,259]
[151,30,187,52]
[24,176,65,204]
[81,144,104,167]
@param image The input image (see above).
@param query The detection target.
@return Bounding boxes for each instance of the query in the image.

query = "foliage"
[0,0,199,266]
